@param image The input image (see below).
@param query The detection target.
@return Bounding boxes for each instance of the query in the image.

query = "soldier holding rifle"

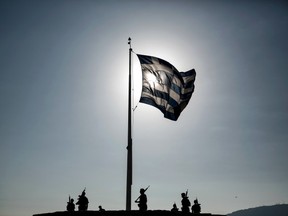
[66,195,75,211]
[181,190,191,213]
[135,186,149,211]
[76,188,89,211]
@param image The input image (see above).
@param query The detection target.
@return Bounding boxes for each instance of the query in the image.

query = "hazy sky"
[1,1,288,216]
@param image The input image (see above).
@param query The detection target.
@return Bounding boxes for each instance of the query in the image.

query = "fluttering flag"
[137,54,196,121]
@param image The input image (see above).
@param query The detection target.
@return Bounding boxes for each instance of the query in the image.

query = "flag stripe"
[139,97,177,120]
[141,88,179,108]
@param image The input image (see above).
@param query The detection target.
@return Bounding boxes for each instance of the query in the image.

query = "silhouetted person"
[76,189,89,211]
[181,193,191,213]
[135,188,147,211]
[191,199,201,214]
[66,198,75,211]
[171,203,179,212]
[99,205,105,212]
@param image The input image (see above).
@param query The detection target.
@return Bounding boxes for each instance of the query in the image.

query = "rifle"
[135,185,150,202]
[186,190,191,207]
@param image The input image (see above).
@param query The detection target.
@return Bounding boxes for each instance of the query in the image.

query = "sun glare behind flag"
[137,54,196,121]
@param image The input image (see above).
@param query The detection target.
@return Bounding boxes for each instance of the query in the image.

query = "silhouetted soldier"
[76,189,89,211]
[135,188,147,211]
[171,203,179,212]
[99,205,105,212]
[181,192,191,213]
[66,196,75,211]
[191,199,201,214]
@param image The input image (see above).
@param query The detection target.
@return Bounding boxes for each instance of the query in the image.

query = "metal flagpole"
[126,37,133,211]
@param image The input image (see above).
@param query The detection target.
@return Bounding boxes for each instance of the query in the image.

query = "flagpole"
[126,37,133,211]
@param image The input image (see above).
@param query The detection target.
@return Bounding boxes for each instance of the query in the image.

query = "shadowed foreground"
[33,210,226,216]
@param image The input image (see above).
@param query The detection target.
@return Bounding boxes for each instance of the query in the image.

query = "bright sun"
[146,72,158,85]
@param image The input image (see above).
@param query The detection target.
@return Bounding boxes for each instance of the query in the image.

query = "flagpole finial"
[128,37,131,49]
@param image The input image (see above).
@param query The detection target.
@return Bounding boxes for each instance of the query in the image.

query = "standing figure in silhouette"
[191,199,201,214]
[76,189,89,211]
[171,203,179,212]
[181,192,191,213]
[135,188,147,211]
[66,196,75,211]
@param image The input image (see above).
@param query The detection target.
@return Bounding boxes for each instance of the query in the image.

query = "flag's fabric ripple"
[137,54,196,121]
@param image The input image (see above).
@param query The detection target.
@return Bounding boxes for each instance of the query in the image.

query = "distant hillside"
[228,204,288,216]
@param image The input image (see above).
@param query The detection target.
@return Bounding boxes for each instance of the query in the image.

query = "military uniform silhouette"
[191,199,201,214]
[171,203,179,212]
[181,193,191,213]
[99,205,105,212]
[66,198,75,211]
[135,188,147,211]
[76,189,89,211]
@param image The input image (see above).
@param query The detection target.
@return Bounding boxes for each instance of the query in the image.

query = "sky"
[1,0,288,216]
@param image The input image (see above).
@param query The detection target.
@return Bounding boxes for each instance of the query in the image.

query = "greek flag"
[137,54,196,121]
